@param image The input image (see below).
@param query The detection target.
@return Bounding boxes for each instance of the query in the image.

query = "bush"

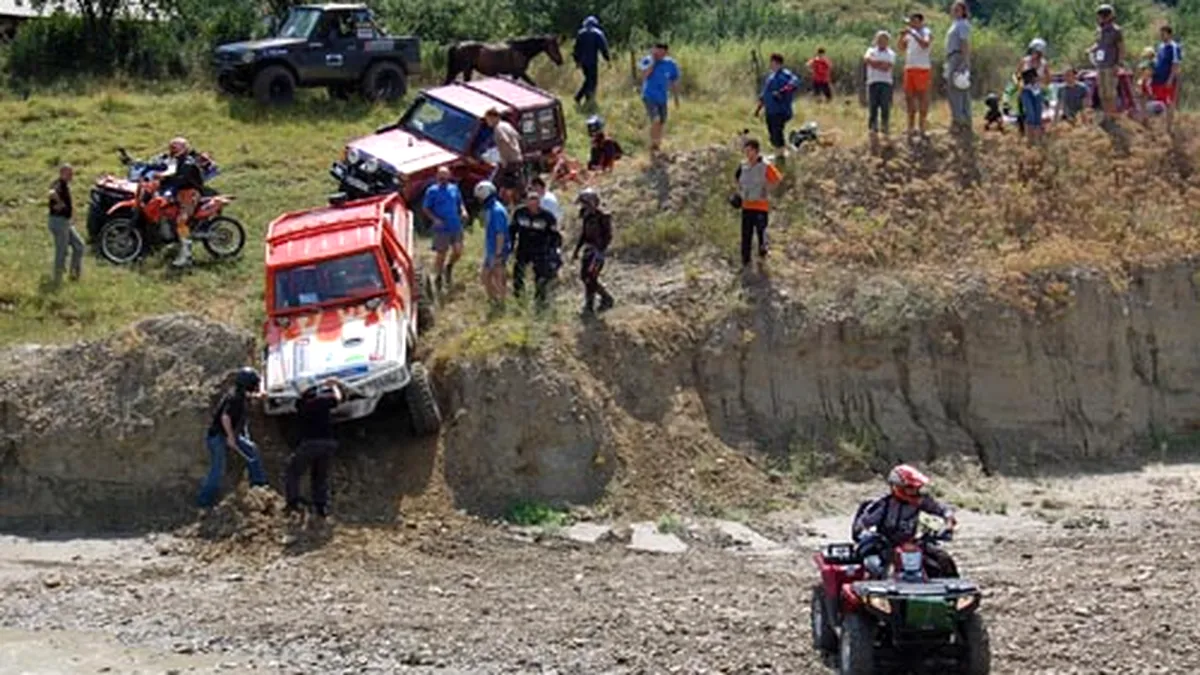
[7,13,186,83]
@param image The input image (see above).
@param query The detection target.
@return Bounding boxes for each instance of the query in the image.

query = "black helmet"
[586,115,604,135]
[577,187,600,208]
[234,366,261,392]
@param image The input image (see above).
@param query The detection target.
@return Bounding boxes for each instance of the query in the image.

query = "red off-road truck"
[330,76,566,228]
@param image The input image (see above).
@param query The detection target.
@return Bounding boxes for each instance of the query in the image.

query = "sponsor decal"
[364,39,394,53]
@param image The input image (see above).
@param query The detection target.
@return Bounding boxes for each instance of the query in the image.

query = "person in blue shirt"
[572,15,611,108]
[639,42,681,152]
[755,53,801,160]
[474,180,510,306]
[421,165,468,290]
[1151,24,1182,130]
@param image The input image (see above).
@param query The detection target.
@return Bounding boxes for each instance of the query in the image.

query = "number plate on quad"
[903,597,953,631]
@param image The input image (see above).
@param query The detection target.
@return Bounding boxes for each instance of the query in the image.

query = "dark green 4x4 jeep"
[213,4,420,105]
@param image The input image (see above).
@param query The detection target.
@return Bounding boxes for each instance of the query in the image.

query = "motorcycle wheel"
[201,216,246,258]
[98,218,145,265]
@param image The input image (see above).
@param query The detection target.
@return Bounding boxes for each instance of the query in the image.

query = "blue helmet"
[582,15,599,28]
[234,366,261,392]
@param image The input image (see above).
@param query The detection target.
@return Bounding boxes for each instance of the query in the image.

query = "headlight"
[240,51,255,64]
[362,157,380,173]
[347,148,363,164]
[955,595,979,611]
[866,596,892,614]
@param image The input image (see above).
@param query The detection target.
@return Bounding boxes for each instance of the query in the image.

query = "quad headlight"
[866,596,892,614]
[955,595,979,611]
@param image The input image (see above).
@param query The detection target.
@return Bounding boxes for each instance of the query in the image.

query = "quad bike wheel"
[362,61,407,102]
[98,217,145,265]
[838,613,875,675]
[960,613,991,675]
[253,65,296,105]
[201,216,247,258]
[405,362,441,437]
[810,585,838,655]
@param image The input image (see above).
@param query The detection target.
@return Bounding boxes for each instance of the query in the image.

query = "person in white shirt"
[530,176,562,223]
[864,31,897,137]
[899,12,933,135]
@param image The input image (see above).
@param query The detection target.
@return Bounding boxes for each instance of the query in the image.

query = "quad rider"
[572,187,614,317]
[852,464,959,579]
[509,190,562,309]
[159,137,206,267]
[586,115,623,172]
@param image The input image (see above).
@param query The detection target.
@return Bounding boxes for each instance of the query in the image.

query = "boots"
[597,291,614,313]
[172,238,193,268]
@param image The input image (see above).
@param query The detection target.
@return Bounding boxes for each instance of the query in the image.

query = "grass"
[502,499,569,527]
[5,20,1200,350]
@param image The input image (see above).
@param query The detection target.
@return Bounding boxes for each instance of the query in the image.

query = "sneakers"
[597,294,614,313]
[445,262,455,288]
[172,239,193,268]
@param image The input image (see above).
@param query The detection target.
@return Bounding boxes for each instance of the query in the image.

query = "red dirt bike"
[810,527,990,674]
[99,176,245,265]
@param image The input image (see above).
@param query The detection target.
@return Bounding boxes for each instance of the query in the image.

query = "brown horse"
[445,35,564,86]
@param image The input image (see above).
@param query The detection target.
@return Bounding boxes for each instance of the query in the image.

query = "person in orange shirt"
[733,138,783,269]
[807,47,833,101]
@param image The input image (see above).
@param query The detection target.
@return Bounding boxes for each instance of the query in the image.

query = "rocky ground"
[2,464,1198,674]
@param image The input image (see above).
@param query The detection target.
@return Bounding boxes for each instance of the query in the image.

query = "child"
[806,47,833,101]
[983,93,1005,132]
[1057,67,1091,125]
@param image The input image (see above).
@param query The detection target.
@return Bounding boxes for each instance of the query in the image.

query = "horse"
[444,35,564,86]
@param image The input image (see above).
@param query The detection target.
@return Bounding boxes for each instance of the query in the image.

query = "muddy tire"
[838,613,875,675]
[98,217,145,265]
[960,613,991,675]
[405,362,441,437]
[810,586,838,655]
[416,267,437,331]
[201,216,246,259]
[253,65,296,106]
[361,61,407,102]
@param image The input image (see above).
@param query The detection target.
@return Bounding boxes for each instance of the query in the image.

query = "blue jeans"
[197,433,267,508]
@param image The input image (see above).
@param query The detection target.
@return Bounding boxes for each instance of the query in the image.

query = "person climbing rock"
[198,367,267,508]
[285,379,345,521]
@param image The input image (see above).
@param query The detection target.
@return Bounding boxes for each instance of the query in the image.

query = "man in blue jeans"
[198,367,267,508]
[639,42,680,152]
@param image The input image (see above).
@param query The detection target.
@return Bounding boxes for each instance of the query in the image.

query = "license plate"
[346,176,370,192]
[900,550,923,572]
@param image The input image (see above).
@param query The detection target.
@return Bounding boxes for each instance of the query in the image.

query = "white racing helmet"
[474,180,497,202]
[1028,38,1047,55]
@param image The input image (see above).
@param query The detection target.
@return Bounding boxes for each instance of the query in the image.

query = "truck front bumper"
[264,363,412,422]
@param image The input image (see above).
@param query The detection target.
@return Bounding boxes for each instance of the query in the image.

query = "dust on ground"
[1,464,1197,673]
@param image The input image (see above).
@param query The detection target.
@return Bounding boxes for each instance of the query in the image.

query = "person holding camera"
[284,379,346,520]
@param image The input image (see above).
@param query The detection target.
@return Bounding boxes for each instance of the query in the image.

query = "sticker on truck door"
[364,40,395,52]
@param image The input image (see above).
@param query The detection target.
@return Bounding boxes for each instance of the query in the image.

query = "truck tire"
[416,267,437,331]
[838,614,875,675]
[362,61,407,102]
[405,362,441,437]
[253,65,296,105]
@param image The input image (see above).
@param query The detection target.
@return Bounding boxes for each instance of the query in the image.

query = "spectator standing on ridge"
[864,31,897,139]
[733,138,782,272]
[945,1,973,133]
[1151,25,1182,130]
[284,380,346,523]
[1088,4,1124,123]
[1016,38,1050,143]
[807,47,833,102]
[899,12,933,137]
[639,43,681,153]
[530,176,562,223]
[572,15,610,108]
[509,191,562,309]
[482,108,524,205]
[46,163,82,287]
[197,367,267,509]
[475,180,510,307]
[421,166,468,291]
[572,188,614,317]
[1057,67,1092,125]
[755,53,801,163]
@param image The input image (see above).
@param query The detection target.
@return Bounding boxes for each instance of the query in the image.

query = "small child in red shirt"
[585,115,623,172]
[806,47,833,101]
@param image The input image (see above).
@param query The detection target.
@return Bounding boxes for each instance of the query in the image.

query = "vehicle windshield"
[277,7,322,39]
[400,97,477,153]
[273,251,386,311]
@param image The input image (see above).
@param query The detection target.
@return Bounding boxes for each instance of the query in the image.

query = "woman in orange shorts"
[899,12,933,135]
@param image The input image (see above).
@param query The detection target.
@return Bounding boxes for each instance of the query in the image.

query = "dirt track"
[1,464,1198,674]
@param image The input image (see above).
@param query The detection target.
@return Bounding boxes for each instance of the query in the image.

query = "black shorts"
[813,82,832,100]
[496,164,523,190]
